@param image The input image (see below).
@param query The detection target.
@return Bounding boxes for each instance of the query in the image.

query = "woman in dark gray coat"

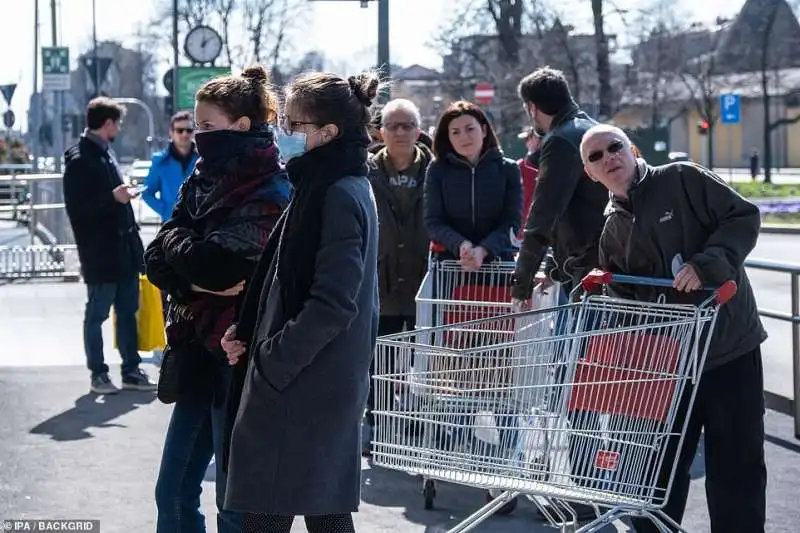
[219,70,381,533]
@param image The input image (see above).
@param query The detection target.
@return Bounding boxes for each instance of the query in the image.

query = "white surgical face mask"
[275,129,307,162]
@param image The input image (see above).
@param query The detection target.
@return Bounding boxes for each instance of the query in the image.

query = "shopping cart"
[372,270,737,533]
[416,251,519,330]
[412,250,560,513]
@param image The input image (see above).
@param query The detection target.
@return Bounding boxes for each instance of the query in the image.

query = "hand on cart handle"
[580,269,738,305]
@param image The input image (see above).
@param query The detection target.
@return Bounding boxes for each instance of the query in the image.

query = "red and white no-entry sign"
[474,82,495,105]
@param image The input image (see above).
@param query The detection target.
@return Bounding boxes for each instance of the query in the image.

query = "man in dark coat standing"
[63,97,156,395]
[511,67,608,302]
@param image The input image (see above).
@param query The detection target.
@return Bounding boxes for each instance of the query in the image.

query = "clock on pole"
[184,25,223,65]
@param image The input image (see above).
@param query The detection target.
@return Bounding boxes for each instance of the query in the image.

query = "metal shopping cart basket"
[416,255,520,330]
[413,252,560,513]
[372,270,737,533]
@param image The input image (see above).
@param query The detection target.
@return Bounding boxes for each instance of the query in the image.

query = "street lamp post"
[172,0,179,118]
[309,0,391,102]
[92,0,99,93]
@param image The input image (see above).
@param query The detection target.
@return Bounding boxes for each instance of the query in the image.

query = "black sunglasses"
[587,139,625,163]
[173,127,194,134]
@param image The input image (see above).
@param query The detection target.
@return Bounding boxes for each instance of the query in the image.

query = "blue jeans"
[84,277,141,377]
[155,374,243,533]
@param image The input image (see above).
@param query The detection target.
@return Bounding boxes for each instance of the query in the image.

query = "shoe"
[121,368,157,391]
[90,373,120,395]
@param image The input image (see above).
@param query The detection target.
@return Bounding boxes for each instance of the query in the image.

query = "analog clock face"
[184,26,223,64]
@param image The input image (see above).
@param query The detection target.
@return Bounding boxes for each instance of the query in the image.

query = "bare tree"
[212,0,238,66]
[591,0,613,119]
[242,0,298,68]
[151,0,304,70]
[752,0,800,182]
[435,0,589,135]
[676,28,734,170]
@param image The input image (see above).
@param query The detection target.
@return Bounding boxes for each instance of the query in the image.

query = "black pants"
[365,315,414,426]
[243,513,354,533]
[631,348,766,533]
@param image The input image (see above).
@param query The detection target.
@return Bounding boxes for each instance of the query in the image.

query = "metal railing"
[0,173,72,245]
[745,258,800,439]
[0,173,76,280]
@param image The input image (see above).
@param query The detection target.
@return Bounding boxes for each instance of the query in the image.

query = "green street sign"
[43,47,69,74]
[42,47,71,91]
[176,66,231,110]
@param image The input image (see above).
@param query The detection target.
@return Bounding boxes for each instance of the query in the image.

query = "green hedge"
[732,182,800,198]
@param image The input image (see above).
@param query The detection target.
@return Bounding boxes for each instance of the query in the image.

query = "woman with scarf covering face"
[219,71,380,533]
[144,64,291,533]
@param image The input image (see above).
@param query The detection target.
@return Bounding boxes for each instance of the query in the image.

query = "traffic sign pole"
[720,93,741,183]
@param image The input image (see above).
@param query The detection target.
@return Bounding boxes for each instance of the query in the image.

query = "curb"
[761,224,800,235]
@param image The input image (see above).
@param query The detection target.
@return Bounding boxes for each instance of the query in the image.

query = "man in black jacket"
[582,124,766,533]
[63,97,156,395]
[511,67,608,301]
[510,67,609,522]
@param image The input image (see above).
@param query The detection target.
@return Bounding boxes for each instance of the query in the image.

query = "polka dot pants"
[243,513,355,533]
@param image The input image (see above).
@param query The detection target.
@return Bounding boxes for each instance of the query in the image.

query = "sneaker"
[121,368,157,391]
[90,373,120,395]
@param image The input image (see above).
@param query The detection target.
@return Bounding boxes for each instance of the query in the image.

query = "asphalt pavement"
[0,225,798,532]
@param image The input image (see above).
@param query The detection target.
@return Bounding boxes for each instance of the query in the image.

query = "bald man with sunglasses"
[581,124,767,533]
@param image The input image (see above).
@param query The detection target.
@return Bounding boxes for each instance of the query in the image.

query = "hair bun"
[242,64,270,84]
[348,73,380,108]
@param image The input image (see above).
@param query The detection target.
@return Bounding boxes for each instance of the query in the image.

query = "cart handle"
[580,269,738,306]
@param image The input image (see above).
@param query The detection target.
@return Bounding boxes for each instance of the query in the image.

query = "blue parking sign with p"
[720,93,740,124]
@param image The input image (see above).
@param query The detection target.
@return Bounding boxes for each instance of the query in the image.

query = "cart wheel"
[485,491,518,516]
[423,479,436,510]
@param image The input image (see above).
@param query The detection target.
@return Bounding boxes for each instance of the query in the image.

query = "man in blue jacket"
[142,111,199,221]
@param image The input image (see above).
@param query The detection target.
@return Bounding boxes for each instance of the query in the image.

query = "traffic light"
[164,96,174,120]
[696,119,709,135]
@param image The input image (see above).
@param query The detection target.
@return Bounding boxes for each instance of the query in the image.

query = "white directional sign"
[42,47,71,91]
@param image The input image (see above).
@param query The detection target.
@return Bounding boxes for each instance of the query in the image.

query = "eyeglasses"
[280,115,317,134]
[173,127,194,134]
[383,122,417,132]
[586,139,625,163]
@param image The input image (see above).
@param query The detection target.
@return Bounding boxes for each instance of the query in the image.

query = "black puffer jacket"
[423,148,522,260]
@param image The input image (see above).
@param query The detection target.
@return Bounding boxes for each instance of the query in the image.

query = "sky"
[1,0,743,132]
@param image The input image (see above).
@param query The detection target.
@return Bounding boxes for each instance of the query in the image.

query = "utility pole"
[172,0,179,117]
[92,0,99,94]
[32,0,40,172]
[377,0,390,103]
[50,0,63,173]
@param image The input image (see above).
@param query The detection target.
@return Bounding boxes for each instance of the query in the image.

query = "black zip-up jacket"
[62,136,144,284]
[599,160,766,370]
[512,105,608,298]
[423,148,522,260]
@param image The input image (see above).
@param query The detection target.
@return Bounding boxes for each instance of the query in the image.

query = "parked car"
[668,151,691,162]
[125,159,152,186]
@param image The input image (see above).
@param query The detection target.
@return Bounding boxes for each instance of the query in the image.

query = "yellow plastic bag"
[113,274,166,351]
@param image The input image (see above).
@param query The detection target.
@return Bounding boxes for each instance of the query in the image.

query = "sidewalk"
[0,362,797,532]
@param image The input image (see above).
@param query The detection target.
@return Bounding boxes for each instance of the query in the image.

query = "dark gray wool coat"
[224,176,379,516]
